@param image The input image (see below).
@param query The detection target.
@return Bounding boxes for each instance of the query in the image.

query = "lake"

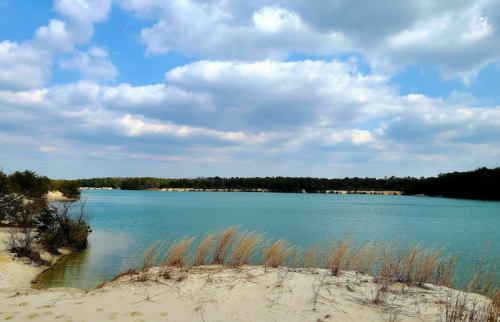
[36,190,500,289]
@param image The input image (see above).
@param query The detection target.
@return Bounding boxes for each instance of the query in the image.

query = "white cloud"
[35,19,74,52]
[60,50,118,81]
[0,0,114,91]
[88,46,108,58]
[118,0,500,82]
[0,41,52,90]
[2,57,500,177]
[253,6,303,33]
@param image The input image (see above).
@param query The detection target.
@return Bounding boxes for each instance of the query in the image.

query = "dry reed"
[194,233,216,266]
[324,240,351,276]
[212,226,238,264]
[98,226,500,308]
[230,231,264,267]
[261,238,295,268]
[163,237,196,267]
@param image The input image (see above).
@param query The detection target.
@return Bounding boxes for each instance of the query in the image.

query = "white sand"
[0,230,70,289]
[45,191,73,202]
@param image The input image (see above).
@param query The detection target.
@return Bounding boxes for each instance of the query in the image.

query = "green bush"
[34,201,92,252]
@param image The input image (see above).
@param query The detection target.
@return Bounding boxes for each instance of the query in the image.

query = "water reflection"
[36,230,128,290]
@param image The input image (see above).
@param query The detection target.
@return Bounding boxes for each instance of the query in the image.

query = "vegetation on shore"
[104,226,500,321]
[0,169,91,261]
[75,167,500,201]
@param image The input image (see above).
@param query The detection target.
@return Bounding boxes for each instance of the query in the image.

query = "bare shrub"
[5,227,41,262]
[439,290,500,322]
[34,200,92,252]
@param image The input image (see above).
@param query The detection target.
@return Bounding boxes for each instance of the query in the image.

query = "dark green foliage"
[0,170,9,196]
[8,170,51,200]
[74,167,500,201]
[34,201,92,252]
[51,180,81,198]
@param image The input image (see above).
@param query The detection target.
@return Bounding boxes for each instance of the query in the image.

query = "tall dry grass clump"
[298,246,320,268]
[100,225,500,313]
[194,233,217,266]
[212,226,238,264]
[344,243,379,274]
[375,243,456,288]
[324,240,351,276]
[163,237,196,267]
[440,291,500,322]
[230,231,264,267]
[140,240,167,269]
[467,256,499,297]
[261,238,295,268]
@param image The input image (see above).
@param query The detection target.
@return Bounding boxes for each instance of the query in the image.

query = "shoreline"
[79,187,403,195]
[0,229,73,289]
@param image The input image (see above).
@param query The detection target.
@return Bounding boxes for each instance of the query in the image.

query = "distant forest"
[76,167,500,201]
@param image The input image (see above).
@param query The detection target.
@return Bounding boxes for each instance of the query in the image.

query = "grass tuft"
[212,226,238,265]
[261,238,295,268]
[230,231,264,267]
[163,237,196,267]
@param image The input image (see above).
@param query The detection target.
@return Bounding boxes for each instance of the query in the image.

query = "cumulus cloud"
[2,0,500,177]
[0,41,52,91]
[121,0,349,60]
[117,0,500,82]
[60,50,118,81]
[2,58,500,177]
[0,0,114,91]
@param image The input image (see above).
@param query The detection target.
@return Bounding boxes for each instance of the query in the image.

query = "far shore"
[79,187,403,195]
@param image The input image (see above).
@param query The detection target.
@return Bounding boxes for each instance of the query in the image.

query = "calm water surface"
[37,190,500,289]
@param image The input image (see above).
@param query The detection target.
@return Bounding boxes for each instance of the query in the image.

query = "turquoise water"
[37,190,500,289]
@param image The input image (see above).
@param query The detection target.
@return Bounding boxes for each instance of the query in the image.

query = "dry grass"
[140,240,167,268]
[97,226,500,308]
[261,238,295,268]
[212,226,238,264]
[467,256,499,297]
[163,237,196,267]
[230,231,264,267]
[194,234,216,266]
[324,240,351,276]
[440,291,500,322]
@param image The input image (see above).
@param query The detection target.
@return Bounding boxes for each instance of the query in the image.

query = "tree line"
[75,167,500,201]
[1,169,90,262]
[0,170,80,199]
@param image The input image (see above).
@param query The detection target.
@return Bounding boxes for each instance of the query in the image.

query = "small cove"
[37,190,500,289]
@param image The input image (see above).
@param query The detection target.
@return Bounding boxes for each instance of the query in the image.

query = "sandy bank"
[46,191,77,202]
[1,263,495,321]
[0,230,71,289]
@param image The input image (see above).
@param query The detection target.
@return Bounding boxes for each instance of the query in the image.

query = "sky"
[0,0,500,179]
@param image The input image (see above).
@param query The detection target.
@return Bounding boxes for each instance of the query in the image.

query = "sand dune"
[1,263,493,322]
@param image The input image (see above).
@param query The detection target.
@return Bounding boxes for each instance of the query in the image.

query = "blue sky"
[1,0,499,179]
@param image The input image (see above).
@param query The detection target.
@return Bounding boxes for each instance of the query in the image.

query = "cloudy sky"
[1,0,500,179]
